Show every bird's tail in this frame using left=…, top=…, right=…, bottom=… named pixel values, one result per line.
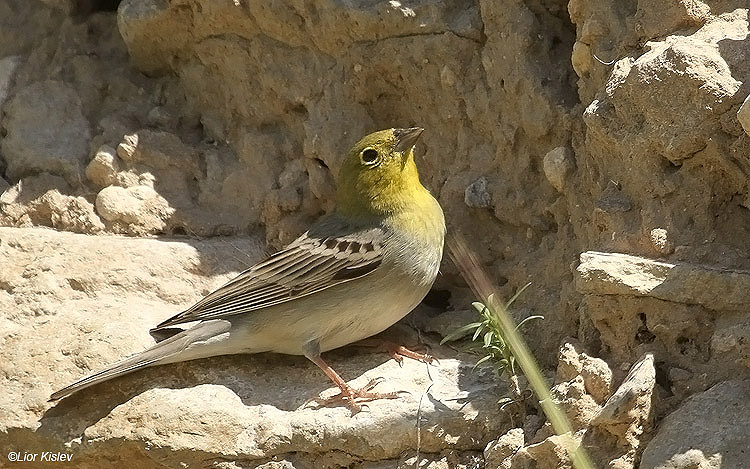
left=49, top=320, right=231, bottom=401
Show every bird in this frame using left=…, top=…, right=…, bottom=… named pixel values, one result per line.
left=50, top=127, right=446, bottom=411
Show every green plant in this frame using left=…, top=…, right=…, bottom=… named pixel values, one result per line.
left=441, top=282, right=542, bottom=379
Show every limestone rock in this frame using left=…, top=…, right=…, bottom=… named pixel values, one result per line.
left=95, top=185, right=174, bottom=234
left=464, top=177, right=492, bottom=208
left=552, top=376, right=602, bottom=430
left=0, top=55, right=21, bottom=110
left=594, top=353, right=655, bottom=447
left=1, top=80, right=91, bottom=184
left=640, top=380, right=750, bottom=469
left=556, top=341, right=612, bottom=404
left=543, top=146, right=575, bottom=193
left=484, top=428, right=524, bottom=469
left=85, top=145, right=120, bottom=188
left=576, top=251, right=750, bottom=312
left=0, top=173, right=103, bottom=233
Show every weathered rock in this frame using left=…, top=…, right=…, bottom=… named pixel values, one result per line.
left=0, top=55, right=20, bottom=110
left=0, top=173, right=103, bottom=233
left=552, top=376, right=602, bottom=430
left=95, top=184, right=174, bottom=234
left=543, top=146, right=575, bottom=193
left=640, top=380, right=750, bottom=469
left=85, top=145, right=120, bottom=188
left=594, top=354, right=655, bottom=447
left=484, top=428, right=524, bottom=469
left=510, top=433, right=578, bottom=469
left=576, top=251, right=750, bottom=312
left=556, top=341, right=612, bottom=404
left=464, top=177, right=492, bottom=208
left=1, top=80, right=91, bottom=184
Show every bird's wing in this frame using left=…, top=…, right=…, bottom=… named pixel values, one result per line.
left=153, top=223, right=384, bottom=329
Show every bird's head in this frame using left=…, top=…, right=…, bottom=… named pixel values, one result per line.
left=336, top=127, right=427, bottom=217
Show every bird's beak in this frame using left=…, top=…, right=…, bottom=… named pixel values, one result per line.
left=393, top=127, right=424, bottom=152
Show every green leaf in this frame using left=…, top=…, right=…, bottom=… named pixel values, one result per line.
left=473, top=355, right=492, bottom=370
left=440, top=322, right=483, bottom=344
left=505, top=282, right=532, bottom=309
left=484, top=330, right=494, bottom=348
left=516, top=315, right=544, bottom=330
left=471, top=301, right=486, bottom=313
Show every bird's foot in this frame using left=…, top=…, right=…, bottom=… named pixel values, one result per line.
left=383, top=343, right=437, bottom=367
left=354, top=338, right=438, bottom=366
left=306, top=377, right=406, bottom=414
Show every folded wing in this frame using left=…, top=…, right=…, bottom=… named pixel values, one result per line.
left=153, top=225, right=384, bottom=329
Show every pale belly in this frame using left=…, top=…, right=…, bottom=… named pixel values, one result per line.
left=228, top=220, right=444, bottom=356
left=229, top=268, right=432, bottom=355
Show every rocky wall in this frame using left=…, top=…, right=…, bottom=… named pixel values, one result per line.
left=1, top=0, right=748, bottom=468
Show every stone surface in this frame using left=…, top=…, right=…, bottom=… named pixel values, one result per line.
left=484, top=428, right=524, bottom=468
left=1, top=80, right=91, bottom=184
left=95, top=184, right=173, bottom=233
left=640, top=380, right=750, bottom=469
left=556, top=341, right=612, bottom=404
left=542, top=146, right=575, bottom=193
left=85, top=145, right=120, bottom=188
left=594, top=354, right=655, bottom=448
left=0, top=55, right=20, bottom=110
left=576, top=251, right=750, bottom=312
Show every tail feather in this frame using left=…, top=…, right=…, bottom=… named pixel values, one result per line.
left=50, top=320, right=231, bottom=401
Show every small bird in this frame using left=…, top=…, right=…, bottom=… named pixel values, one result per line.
left=50, top=127, right=446, bottom=410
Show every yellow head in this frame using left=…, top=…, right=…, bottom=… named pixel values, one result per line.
left=336, top=128, right=428, bottom=217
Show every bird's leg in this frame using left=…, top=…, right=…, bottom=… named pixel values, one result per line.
left=306, top=354, right=400, bottom=413
left=303, top=341, right=400, bottom=413
left=354, top=338, right=437, bottom=366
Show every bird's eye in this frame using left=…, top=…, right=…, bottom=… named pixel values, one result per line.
left=360, top=148, right=379, bottom=165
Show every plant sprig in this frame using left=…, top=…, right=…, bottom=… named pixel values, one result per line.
left=440, top=282, right=543, bottom=379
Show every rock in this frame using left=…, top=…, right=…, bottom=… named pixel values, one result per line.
left=0, top=173, right=103, bottom=233
left=583, top=16, right=742, bottom=164
left=464, top=177, right=492, bottom=208
left=0, top=81, right=91, bottom=184
left=595, top=181, right=632, bottom=213
left=85, top=145, right=120, bottom=188
left=594, top=353, right=655, bottom=447
left=576, top=251, right=750, bottom=311
left=543, top=146, right=575, bottom=193
left=95, top=185, right=174, bottom=234
left=571, top=41, right=592, bottom=77
left=640, top=380, right=750, bottom=469
left=552, top=375, right=602, bottom=430
left=0, top=227, right=511, bottom=468
left=556, top=341, right=612, bottom=404
left=484, top=428, right=524, bottom=468
left=711, top=317, right=750, bottom=369
left=649, top=228, right=674, bottom=256
left=510, top=433, right=578, bottom=469
left=0, top=55, right=21, bottom=111
left=0, top=177, right=9, bottom=195
left=739, top=94, right=750, bottom=136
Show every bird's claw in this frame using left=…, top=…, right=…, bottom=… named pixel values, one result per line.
left=385, top=343, right=438, bottom=366
left=305, top=378, right=400, bottom=415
